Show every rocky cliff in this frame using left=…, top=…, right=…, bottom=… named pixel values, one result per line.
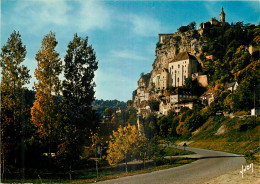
left=147, top=30, right=203, bottom=90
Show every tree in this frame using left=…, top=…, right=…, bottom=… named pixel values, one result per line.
left=184, top=111, right=205, bottom=132
left=157, top=116, right=171, bottom=138
left=104, top=107, right=113, bottom=117
left=176, top=122, right=187, bottom=136
left=90, top=129, right=103, bottom=178
left=58, top=34, right=98, bottom=168
left=142, top=113, right=158, bottom=139
left=169, top=117, right=179, bottom=137
left=107, top=124, right=143, bottom=173
left=178, top=25, right=189, bottom=33
left=0, top=31, right=30, bottom=176
left=31, top=31, right=62, bottom=161
left=188, top=21, right=196, bottom=30
left=149, top=99, right=160, bottom=112
left=230, top=46, right=251, bottom=73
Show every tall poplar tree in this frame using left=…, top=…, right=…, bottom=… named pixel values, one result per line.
left=57, top=34, right=98, bottom=167
left=0, top=31, right=30, bottom=175
left=31, top=31, right=62, bottom=158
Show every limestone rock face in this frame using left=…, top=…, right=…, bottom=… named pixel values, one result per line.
left=148, top=30, right=203, bottom=90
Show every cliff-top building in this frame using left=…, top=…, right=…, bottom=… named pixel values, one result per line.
left=198, top=7, right=226, bottom=32
left=168, top=52, right=199, bottom=87
left=220, top=7, right=226, bottom=23
left=134, top=8, right=227, bottom=116
left=153, top=51, right=199, bottom=90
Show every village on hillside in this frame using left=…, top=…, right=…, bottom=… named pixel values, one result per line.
left=1, top=2, right=259, bottom=182
left=132, top=8, right=259, bottom=118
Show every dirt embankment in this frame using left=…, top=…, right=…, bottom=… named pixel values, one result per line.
left=203, top=164, right=260, bottom=184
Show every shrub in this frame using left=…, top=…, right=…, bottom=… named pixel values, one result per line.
left=234, top=111, right=249, bottom=116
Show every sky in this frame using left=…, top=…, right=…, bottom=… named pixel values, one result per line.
left=1, top=0, right=260, bottom=102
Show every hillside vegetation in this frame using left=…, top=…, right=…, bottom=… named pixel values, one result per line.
left=186, top=116, right=259, bottom=161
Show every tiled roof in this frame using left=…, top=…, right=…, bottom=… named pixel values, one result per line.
left=226, top=81, right=237, bottom=88
left=170, top=52, right=197, bottom=63
left=157, top=68, right=162, bottom=74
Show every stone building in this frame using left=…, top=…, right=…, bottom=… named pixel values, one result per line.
left=199, top=88, right=215, bottom=106
left=170, top=91, right=197, bottom=104
left=219, top=7, right=225, bottom=23
left=226, top=81, right=239, bottom=92
left=198, top=8, right=226, bottom=35
left=134, top=73, right=151, bottom=107
left=153, top=68, right=169, bottom=90
left=168, top=52, right=199, bottom=87
left=159, top=33, right=175, bottom=44
left=171, top=102, right=194, bottom=114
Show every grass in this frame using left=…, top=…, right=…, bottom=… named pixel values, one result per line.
left=5, top=147, right=197, bottom=183
left=5, top=158, right=197, bottom=183
left=179, top=116, right=260, bottom=163
left=72, top=158, right=197, bottom=183
left=162, top=146, right=195, bottom=156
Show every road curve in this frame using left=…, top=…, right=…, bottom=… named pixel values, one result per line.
left=93, top=146, right=246, bottom=184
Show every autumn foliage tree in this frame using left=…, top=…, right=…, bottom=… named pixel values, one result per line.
left=0, top=31, right=30, bottom=176
left=31, top=31, right=62, bottom=159
left=107, top=124, right=145, bottom=173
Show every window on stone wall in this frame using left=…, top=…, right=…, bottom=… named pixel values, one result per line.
left=178, top=64, right=180, bottom=68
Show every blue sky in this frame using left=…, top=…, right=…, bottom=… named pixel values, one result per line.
left=1, top=0, right=259, bottom=102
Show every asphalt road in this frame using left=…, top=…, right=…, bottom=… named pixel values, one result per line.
left=93, top=146, right=246, bottom=184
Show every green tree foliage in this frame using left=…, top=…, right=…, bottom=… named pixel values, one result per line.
left=184, top=77, right=205, bottom=96
left=200, top=22, right=259, bottom=113
left=0, top=31, right=31, bottom=171
left=178, top=21, right=196, bottom=33
left=142, top=113, right=158, bottom=139
left=201, top=23, right=259, bottom=83
left=169, top=117, right=179, bottom=137
left=149, top=99, right=160, bottom=112
left=92, top=99, right=126, bottom=119
left=188, top=21, right=196, bottom=30
left=176, top=122, right=187, bottom=136
left=103, top=107, right=113, bottom=117
left=157, top=116, right=170, bottom=138
left=156, top=111, right=177, bottom=138
left=126, top=107, right=138, bottom=125
left=184, top=111, right=205, bottom=132
left=31, top=31, right=62, bottom=159
left=57, top=34, right=98, bottom=168
left=230, top=45, right=251, bottom=73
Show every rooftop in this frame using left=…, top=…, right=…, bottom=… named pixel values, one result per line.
left=170, top=52, right=197, bottom=63
left=226, top=81, right=237, bottom=88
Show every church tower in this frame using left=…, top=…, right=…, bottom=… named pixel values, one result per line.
left=219, top=7, right=225, bottom=23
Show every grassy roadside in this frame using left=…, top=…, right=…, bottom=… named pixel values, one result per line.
left=176, top=116, right=260, bottom=163
left=72, top=158, right=196, bottom=183
left=5, top=146, right=197, bottom=183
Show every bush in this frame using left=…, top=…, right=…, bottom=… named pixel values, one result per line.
left=234, top=111, right=249, bottom=116
left=154, top=158, right=167, bottom=166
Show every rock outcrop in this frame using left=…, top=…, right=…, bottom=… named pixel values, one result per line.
left=148, top=30, right=203, bottom=90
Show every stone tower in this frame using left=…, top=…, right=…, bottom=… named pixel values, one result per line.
left=220, top=7, right=225, bottom=23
